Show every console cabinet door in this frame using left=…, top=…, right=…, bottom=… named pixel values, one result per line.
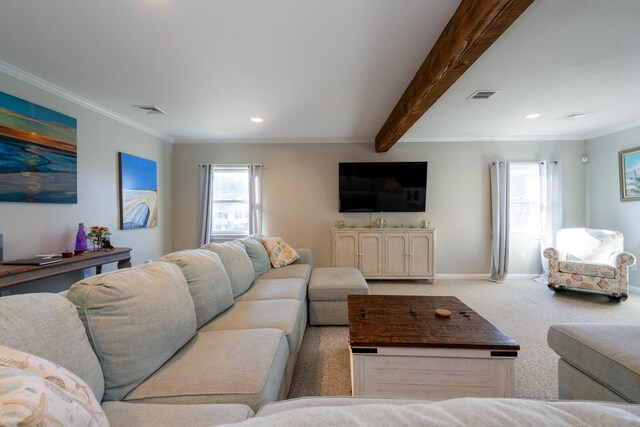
left=385, top=232, right=409, bottom=276
left=359, top=233, right=383, bottom=277
left=409, top=232, right=434, bottom=277
left=334, top=231, right=359, bottom=268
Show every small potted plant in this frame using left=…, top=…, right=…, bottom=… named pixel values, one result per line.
left=86, top=226, right=111, bottom=251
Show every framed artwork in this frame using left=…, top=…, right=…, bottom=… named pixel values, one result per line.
left=0, top=91, right=77, bottom=203
left=118, top=152, right=158, bottom=229
left=619, top=146, right=640, bottom=202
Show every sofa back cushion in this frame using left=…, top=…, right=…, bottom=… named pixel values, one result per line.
left=160, top=249, right=234, bottom=328
left=0, top=293, right=105, bottom=402
left=241, top=234, right=272, bottom=278
left=66, top=262, right=197, bottom=401
left=202, top=241, right=255, bottom=298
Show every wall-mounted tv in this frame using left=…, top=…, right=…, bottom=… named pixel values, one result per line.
left=339, top=162, right=427, bottom=212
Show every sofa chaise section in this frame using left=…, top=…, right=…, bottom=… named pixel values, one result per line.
left=548, top=323, right=640, bottom=403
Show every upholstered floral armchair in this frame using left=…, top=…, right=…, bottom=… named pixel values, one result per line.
left=543, top=228, right=636, bottom=301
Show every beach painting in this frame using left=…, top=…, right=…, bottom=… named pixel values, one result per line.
left=619, top=146, right=640, bottom=201
left=118, top=152, right=158, bottom=229
left=0, top=91, right=77, bottom=203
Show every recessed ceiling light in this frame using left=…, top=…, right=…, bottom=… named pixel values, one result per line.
left=251, top=117, right=264, bottom=123
left=525, top=113, right=542, bottom=119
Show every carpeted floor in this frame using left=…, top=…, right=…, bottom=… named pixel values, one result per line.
left=288, top=278, right=640, bottom=400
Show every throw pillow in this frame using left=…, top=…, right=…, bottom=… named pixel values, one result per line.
left=261, top=237, right=300, bottom=268
left=0, top=346, right=108, bottom=426
left=241, top=234, right=272, bottom=277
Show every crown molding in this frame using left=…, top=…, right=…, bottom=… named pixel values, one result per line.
left=0, top=60, right=174, bottom=143
left=399, top=135, right=587, bottom=143
left=174, top=137, right=374, bottom=144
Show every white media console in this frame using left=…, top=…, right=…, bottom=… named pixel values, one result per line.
left=331, top=228, right=435, bottom=282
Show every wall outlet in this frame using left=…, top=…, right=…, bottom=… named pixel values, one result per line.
left=519, top=253, right=525, bottom=262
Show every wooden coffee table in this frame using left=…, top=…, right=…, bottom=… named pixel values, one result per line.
left=348, top=295, right=520, bottom=400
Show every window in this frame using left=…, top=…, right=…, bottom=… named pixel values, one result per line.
left=510, top=163, right=541, bottom=237
left=199, top=164, right=262, bottom=243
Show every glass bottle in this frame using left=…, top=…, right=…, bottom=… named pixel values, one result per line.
left=75, top=223, right=88, bottom=253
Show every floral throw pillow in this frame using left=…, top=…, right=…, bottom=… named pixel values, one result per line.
left=261, top=237, right=300, bottom=268
left=0, top=346, right=108, bottom=427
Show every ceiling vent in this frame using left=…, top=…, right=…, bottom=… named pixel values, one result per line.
left=559, top=112, right=594, bottom=120
left=467, top=90, right=500, bottom=100
left=132, top=105, right=166, bottom=115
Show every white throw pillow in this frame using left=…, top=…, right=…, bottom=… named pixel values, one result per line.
left=261, top=237, right=300, bottom=268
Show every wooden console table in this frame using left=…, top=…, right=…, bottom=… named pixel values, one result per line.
left=0, top=247, right=132, bottom=291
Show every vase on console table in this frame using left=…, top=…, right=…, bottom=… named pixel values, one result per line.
left=74, top=223, right=88, bottom=254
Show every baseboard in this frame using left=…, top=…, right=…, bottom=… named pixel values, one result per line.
left=435, top=273, right=539, bottom=280
left=436, top=274, right=490, bottom=280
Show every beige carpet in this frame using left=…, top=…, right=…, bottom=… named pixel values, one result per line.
left=288, top=279, right=640, bottom=400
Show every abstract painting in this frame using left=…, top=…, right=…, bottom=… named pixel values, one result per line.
left=118, top=152, right=158, bottom=229
left=0, top=91, right=77, bottom=203
left=619, top=146, right=640, bottom=202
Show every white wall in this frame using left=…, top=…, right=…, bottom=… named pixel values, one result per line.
left=173, top=139, right=586, bottom=275
left=586, top=126, right=640, bottom=286
left=0, top=72, right=173, bottom=294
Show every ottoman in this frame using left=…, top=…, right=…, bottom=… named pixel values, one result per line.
left=308, top=267, right=369, bottom=326
left=547, top=323, right=640, bottom=403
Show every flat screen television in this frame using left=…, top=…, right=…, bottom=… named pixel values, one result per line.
left=339, top=162, right=427, bottom=212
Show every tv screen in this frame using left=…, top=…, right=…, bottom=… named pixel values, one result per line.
left=339, top=162, right=427, bottom=212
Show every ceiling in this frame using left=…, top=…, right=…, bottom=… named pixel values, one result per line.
left=0, top=0, right=639, bottom=144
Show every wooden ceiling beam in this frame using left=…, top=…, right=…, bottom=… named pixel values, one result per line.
left=374, top=0, right=534, bottom=152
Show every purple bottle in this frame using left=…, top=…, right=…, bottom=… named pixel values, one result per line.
left=75, top=223, right=88, bottom=253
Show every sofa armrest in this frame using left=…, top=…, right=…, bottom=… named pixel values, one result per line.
left=292, top=248, right=313, bottom=267
left=610, top=252, right=637, bottom=278
left=543, top=247, right=564, bottom=283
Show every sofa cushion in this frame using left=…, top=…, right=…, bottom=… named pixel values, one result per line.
left=123, top=329, right=289, bottom=412
left=0, top=293, right=105, bottom=401
left=261, top=237, right=300, bottom=268
left=308, top=267, right=369, bottom=301
left=159, top=249, right=234, bottom=328
left=202, top=240, right=256, bottom=297
left=200, top=299, right=303, bottom=352
left=235, top=398, right=640, bottom=426
left=241, top=234, right=272, bottom=277
left=548, top=323, right=640, bottom=403
left=0, top=367, right=109, bottom=427
left=259, top=263, right=311, bottom=283
left=67, top=262, right=197, bottom=401
left=102, top=401, right=254, bottom=427
left=235, top=278, right=307, bottom=303
left=558, top=260, right=616, bottom=279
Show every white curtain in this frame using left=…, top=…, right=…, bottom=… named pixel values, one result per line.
left=490, top=160, right=510, bottom=283
left=198, top=164, right=214, bottom=245
left=536, top=161, right=563, bottom=283
left=248, top=164, right=263, bottom=235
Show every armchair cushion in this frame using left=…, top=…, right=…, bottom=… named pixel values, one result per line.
left=558, top=261, right=615, bottom=279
